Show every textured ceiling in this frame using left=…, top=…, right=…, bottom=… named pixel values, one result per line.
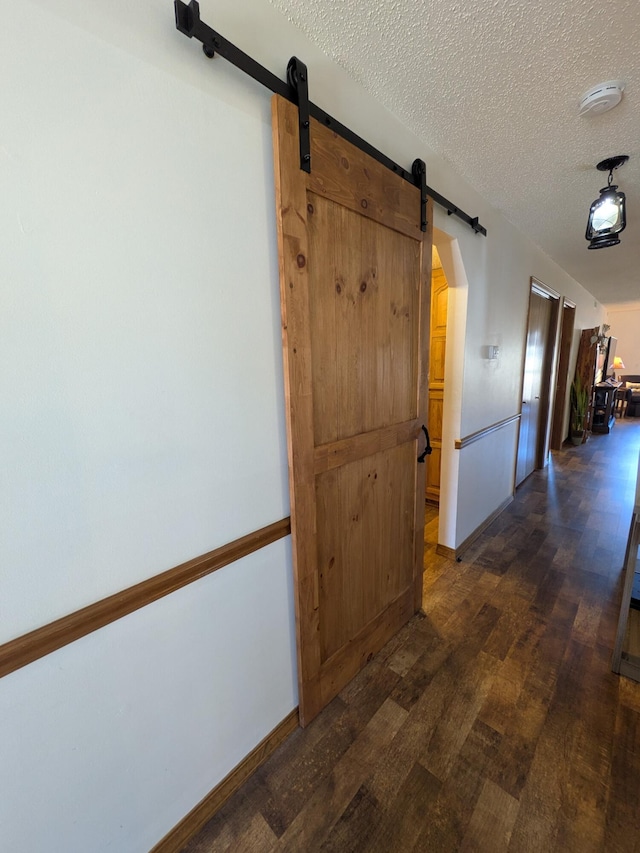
left=269, top=0, right=640, bottom=305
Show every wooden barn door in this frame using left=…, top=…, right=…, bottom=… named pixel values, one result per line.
left=272, top=95, right=433, bottom=725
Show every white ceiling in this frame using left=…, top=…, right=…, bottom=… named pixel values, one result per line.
left=269, top=0, right=640, bottom=306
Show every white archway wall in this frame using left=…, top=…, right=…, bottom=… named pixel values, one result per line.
left=431, top=229, right=466, bottom=551
left=430, top=204, right=605, bottom=551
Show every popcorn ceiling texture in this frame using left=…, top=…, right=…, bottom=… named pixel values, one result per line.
left=268, top=0, right=640, bottom=304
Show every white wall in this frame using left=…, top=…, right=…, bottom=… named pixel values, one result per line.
left=433, top=198, right=604, bottom=548
left=1, top=0, right=606, bottom=850
left=456, top=422, right=520, bottom=544
left=1, top=0, right=292, bottom=641
left=605, top=301, right=640, bottom=375
left=2, top=2, right=298, bottom=850
left=0, top=543, right=296, bottom=852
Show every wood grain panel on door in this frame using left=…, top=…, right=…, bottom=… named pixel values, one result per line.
left=272, top=95, right=432, bottom=725
left=426, top=390, right=443, bottom=498
left=308, top=194, right=419, bottom=445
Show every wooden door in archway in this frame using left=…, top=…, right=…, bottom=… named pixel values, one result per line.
left=550, top=301, right=576, bottom=449
left=426, top=263, right=448, bottom=504
left=516, top=285, right=558, bottom=486
left=272, top=95, right=433, bottom=725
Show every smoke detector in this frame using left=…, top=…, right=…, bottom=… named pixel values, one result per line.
left=579, top=81, right=625, bottom=116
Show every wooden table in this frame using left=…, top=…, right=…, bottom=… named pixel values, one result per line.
left=615, top=386, right=630, bottom=418
left=592, top=381, right=622, bottom=433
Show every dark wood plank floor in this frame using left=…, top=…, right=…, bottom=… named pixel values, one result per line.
left=183, top=420, right=640, bottom=852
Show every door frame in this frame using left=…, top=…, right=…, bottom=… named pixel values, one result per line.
left=550, top=298, right=576, bottom=450
left=516, top=278, right=561, bottom=486
left=425, top=252, right=448, bottom=505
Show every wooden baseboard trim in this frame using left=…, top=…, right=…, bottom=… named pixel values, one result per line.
left=619, top=658, right=640, bottom=683
left=435, top=543, right=456, bottom=560
left=150, top=707, right=300, bottom=853
left=435, top=496, right=513, bottom=562
left=0, top=517, right=291, bottom=680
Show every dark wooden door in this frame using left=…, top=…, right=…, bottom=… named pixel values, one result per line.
left=550, top=302, right=576, bottom=450
left=272, top=95, right=432, bottom=725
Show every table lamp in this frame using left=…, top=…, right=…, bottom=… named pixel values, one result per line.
left=612, top=356, right=625, bottom=380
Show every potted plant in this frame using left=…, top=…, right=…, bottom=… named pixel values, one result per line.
left=570, top=376, right=589, bottom=445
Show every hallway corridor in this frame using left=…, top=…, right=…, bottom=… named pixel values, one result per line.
left=183, top=420, right=640, bottom=852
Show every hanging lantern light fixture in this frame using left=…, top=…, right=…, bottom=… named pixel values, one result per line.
left=585, top=155, right=629, bottom=249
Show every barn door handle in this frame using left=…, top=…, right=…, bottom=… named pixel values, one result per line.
left=412, top=159, right=428, bottom=232
left=418, top=425, right=432, bottom=463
